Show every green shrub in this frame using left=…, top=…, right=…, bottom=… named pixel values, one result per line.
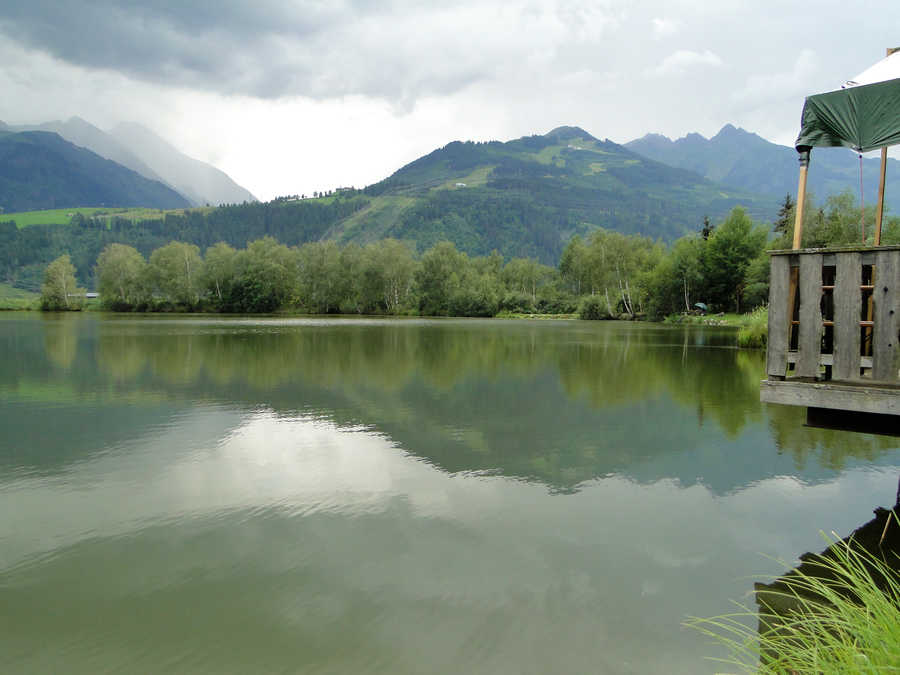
left=577, top=295, right=609, bottom=320
left=737, top=305, right=768, bottom=349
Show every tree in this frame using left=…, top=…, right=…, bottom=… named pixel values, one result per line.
left=202, top=242, right=237, bottom=307
left=95, top=243, right=149, bottom=310
left=296, top=241, right=344, bottom=313
left=417, top=241, right=466, bottom=315
left=148, top=241, right=203, bottom=308
left=773, top=193, right=794, bottom=235
left=41, top=254, right=84, bottom=310
left=559, top=235, right=590, bottom=296
left=702, top=207, right=768, bottom=312
left=359, top=239, right=418, bottom=314
left=222, top=237, right=295, bottom=313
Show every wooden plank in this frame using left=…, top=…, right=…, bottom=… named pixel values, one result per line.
left=788, top=353, right=872, bottom=368
left=872, top=250, right=899, bottom=382
left=833, top=252, right=862, bottom=381
left=760, top=380, right=900, bottom=416
left=767, top=255, right=791, bottom=378
left=796, top=254, right=823, bottom=378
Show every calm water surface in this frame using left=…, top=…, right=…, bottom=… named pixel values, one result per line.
left=1, top=314, right=898, bottom=674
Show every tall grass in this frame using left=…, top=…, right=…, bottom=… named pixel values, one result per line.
left=737, top=305, right=768, bottom=349
left=689, top=524, right=900, bottom=673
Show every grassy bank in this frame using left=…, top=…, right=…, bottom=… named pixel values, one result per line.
left=690, top=525, right=900, bottom=673
left=665, top=306, right=768, bottom=349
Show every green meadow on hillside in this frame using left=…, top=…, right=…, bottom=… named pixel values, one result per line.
left=4, top=206, right=214, bottom=228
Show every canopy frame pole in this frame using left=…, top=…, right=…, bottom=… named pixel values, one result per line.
left=875, top=146, right=887, bottom=246
left=793, top=150, right=810, bottom=250
left=784, top=149, right=811, bottom=364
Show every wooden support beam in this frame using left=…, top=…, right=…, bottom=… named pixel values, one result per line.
left=872, top=250, right=900, bottom=382
left=767, top=255, right=791, bottom=379
left=797, top=254, right=823, bottom=378
left=833, top=252, right=862, bottom=380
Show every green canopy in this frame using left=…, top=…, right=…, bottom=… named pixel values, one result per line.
left=795, top=77, right=900, bottom=153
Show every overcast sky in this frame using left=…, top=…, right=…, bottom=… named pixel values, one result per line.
left=0, top=1, right=898, bottom=200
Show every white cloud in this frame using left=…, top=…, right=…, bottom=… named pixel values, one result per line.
left=648, top=49, right=724, bottom=77
left=2, top=1, right=900, bottom=198
left=732, top=49, right=817, bottom=105
left=651, top=17, right=679, bottom=38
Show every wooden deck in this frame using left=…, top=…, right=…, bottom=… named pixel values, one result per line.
left=761, top=245, right=900, bottom=418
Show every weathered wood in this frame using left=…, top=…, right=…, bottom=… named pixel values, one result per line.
left=796, top=254, right=823, bottom=378
left=769, top=245, right=900, bottom=257
left=872, top=250, right=899, bottom=382
left=763, top=247, right=899, bottom=416
left=767, top=255, right=791, bottom=378
left=787, top=353, right=873, bottom=368
left=833, top=252, right=862, bottom=381
left=761, top=379, right=900, bottom=416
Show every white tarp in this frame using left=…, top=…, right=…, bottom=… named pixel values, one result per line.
left=843, top=50, right=900, bottom=88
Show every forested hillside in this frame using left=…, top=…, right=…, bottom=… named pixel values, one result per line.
left=338, top=126, right=778, bottom=259
left=0, top=131, right=190, bottom=213
left=2, top=126, right=781, bottom=290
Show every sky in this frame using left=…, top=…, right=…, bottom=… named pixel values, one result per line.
left=0, top=0, right=898, bottom=201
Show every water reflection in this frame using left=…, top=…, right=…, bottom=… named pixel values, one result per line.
left=754, top=495, right=900, bottom=670
left=1, top=315, right=897, bottom=491
left=1, top=315, right=899, bottom=674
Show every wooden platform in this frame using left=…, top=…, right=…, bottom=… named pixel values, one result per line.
left=762, top=245, right=899, bottom=422
left=761, top=378, right=900, bottom=415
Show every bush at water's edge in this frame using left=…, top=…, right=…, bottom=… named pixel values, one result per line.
left=736, top=305, right=767, bottom=349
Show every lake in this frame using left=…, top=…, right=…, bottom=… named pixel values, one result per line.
left=1, top=314, right=898, bottom=674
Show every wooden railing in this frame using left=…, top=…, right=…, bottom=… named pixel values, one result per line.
left=766, top=246, right=900, bottom=385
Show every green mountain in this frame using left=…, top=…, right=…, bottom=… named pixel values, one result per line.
left=626, top=124, right=900, bottom=208
left=327, top=126, right=777, bottom=262
left=0, top=131, right=190, bottom=212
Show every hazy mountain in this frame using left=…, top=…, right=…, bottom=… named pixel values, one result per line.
left=10, top=117, right=165, bottom=185
left=0, top=131, right=190, bottom=212
left=6, top=117, right=256, bottom=207
left=626, top=124, right=900, bottom=208
left=109, top=122, right=257, bottom=206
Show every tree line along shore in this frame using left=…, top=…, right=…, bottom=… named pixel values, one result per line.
left=37, top=192, right=899, bottom=323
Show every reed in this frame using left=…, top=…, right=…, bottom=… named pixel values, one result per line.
left=689, top=523, right=900, bottom=674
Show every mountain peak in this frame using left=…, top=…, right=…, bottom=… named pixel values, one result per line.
left=637, top=132, right=672, bottom=142
left=711, top=123, right=747, bottom=140
left=544, top=126, right=596, bottom=142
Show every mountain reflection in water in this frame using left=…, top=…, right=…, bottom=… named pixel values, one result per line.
left=1, top=315, right=898, bottom=675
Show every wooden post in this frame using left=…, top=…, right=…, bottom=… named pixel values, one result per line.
left=793, top=150, right=810, bottom=249
left=873, top=47, right=898, bottom=246
left=785, top=149, right=811, bottom=364
left=875, top=146, right=887, bottom=246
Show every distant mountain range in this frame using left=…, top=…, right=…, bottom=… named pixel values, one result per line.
left=0, top=130, right=190, bottom=212
left=320, top=125, right=778, bottom=261
left=0, top=117, right=256, bottom=207
left=1, top=126, right=782, bottom=282
left=626, top=124, right=900, bottom=209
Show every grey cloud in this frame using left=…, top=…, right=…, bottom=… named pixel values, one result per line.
left=0, top=0, right=558, bottom=101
